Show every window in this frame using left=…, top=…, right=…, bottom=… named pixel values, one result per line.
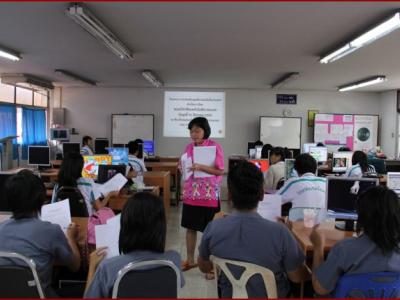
left=34, top=91, right=48, bottom=107
left=16, top=87, right=33, bottom=105
left=0, top=83, right=14, bottom=103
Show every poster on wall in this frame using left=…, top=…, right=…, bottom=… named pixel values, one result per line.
left=163, top=91, right=225, bottom=138
left=353, top=115, right=378, bottom=151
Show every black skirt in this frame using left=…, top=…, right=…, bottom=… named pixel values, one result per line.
left=181, top=202, right=221, bottom=232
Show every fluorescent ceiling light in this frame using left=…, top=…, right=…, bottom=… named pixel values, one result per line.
left=66, top=3, right=133, bottom=60
left=0, top=46, right=21, bottom=61
left=270, top=72, right=300, bottom=89
left=142, top=70, right=163, bottom=88
left=320, top=12, right=400, bottom=64
left=55, top=69, right=96, bottom=86
left=338, top=76, right=386, bottom=92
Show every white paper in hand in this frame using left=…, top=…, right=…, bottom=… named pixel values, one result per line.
left=41, top=199, right=72, bottom=232
left=180, top=153, right=193, bottom=181
left=193, top=146, right=216, bottom=178
left=95, top=215, right=120, bottom=259
left=98, top=173, right=127, bottom=196
left=257, top=194, right=282, bottom=222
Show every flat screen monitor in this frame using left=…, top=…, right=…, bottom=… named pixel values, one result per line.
left=143, top=140, right=155, bottom=156
left=28, top=146, right=50, bottom=167
left=107, top=147, right=129, bottom=165
left=0, top=173, right=13, bottom=211
left=308, top=146, right=328, bottom=163
left=326, top=177, right=378, bottom=220
left=62, top=142, right=80, bottom=158
left=97, top=165, right=127, bottom=184
left=50, top=128, right=69, bottom=141
left=303, top=143, right=316, bottom=154
left=94, top=139, right=109, bottom=155
left=249, top=159, right=270, bottom=173
left=387, top=172, right=400, bottom=192
left=332, top=152, right=353, bottom=173
left=82, top=155, right=112, bottom=179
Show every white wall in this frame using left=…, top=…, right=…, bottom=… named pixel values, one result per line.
left=379, top=90, right=397, bottom=158
left=58, top=87, right=383, bottom=163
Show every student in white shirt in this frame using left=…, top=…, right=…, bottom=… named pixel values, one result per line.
left=277, top=153, right=326, bottom=208
left=81, top=135, right=94, bottom=156
left=264, top=147, right=285, bottom=190
left=127, top=140, right=147, bottom=174
left=344, top=150, right=376, bottom=178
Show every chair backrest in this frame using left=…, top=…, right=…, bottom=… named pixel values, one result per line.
left=210, top=255, right=277, bottom=298
left=288, top=207, right=325, bottom=223
left=0, top=251, right=45, bottom=298
left=112, top=259, right=181, bottom=298
left=367, top=158, right=386, bottom=174
left=334, top=272, right=400, bottom=298
left=56, top=186, right=88, bottom=217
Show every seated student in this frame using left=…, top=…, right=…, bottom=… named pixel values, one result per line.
left=84, top=192, right=184, bottom=298
left=344, top=150, right=376, bottom=178
left=0, top=170, right=80, bottom=296
left=81, top=135, right=94, bottom=156
left=127, top=140, right=147, bottom=174
left=133, top=138, right=149, bottom=158
left=277, top=154, right=326, bottom=208
left=198, top=161, right=310, bottom=298
left=264, top=146, right=285, bottom=190
left=310, top=186, right=400, bottom=296
left=56, top=153, right=118, bottom=216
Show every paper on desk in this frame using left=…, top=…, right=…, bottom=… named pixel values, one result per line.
left=193, top=146, right=216, bottom=178
left=257, top=194, right=282, bottom=222
left=95, top=215, right=121, bottom=259
left=180, top=153, right=193, bottom=181
left=41, top=199, right=71, bottom=232
left=98, top=173, right=128, bottom=196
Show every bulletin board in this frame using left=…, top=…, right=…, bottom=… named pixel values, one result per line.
left=313, top=113, right=379, bottom=151
left=111, top=114, right=154, bottom=145
left=259, top=116, right=301, bottom=149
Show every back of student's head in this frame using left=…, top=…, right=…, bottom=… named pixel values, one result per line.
left=316, top=142, right=325, bottom=147
left=356, top=186, right=400, bottom=254
left=228, top=161, right=263, bottom=211
left=294, top=154, right=317, bottom=176
left=127, top=140, right=140, bottom=155
left=5, top=170, right=46, bottom=219
left=261, top=144, right=273, bottom=159
left=352, top=150, right=368, bottom=172
left=82, top=135, right=92, bottom=146
left=270, top=147, right=285, bottom=162
left=58, top=152, right=84, bottom=187
left=119, top=192, right=166, bottom=254
left=338, top=146, right=351, bottom=152
left=254, top=140, right=263, bottom=147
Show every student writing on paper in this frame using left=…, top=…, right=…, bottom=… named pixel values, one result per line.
left=0, top=170, right=80, bottom=297
left=55, top=153, right=118, bottom=216
left=180, top=117, right=224, bottom=275
left=84, top=192, right=184, bottom=298
left=198, top=161, right=310, bottom=297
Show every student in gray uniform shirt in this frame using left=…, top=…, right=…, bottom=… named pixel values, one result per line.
left=84, top=192, right=184, bottom=298
left=310, top=186, right=400, bottom=296
left=198, top=161, right=310, bottom=298
left=0, top=170, right=81, bottom=296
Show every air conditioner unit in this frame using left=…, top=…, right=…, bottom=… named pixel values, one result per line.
left=1, top=73, right=54, bottom=90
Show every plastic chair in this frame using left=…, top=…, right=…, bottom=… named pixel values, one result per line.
left=112, top=259, right=181, bottom=298
left=55, top=186, right=88, bottom=217
left=334, top=272, right=400, bottom=298
left=0, top=251, right=45, bottom=298
left=210, top=255, right=277, bottom=298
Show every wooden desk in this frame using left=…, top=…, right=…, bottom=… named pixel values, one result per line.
left=39, top=168, right=59, bottom=182
left=291, top=221, right=354, bottom=254
left=108, top=187, right=160, bottom=211
left=143, top=171, right=170, bottom=216
left=158, top=157, right=180, bottom=163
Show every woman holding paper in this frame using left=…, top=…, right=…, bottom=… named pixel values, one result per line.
left=180, top=117, right=224, bottom=274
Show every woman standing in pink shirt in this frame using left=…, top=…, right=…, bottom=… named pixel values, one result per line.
left=181, top=117, right=224, bottom=272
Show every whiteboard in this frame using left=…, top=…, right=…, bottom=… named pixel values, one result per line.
left=112, top=114, right=154, bottom=144
left=259, top=117, right=301, bottom=149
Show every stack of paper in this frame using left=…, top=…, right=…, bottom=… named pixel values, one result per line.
left=95, top=214, right=121, bottom=258
left=257, top=194, right=282, bottom=222
left=41, top=199, right=72, bottom=232
left=193, top=146, right=216, bottom=178
left=98, top=173, right=128, bottom=196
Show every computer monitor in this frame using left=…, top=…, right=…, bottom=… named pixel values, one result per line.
left=303, top=143, right=317, bottom=153
left=94, top=139, right=109, bottom=155
left=308, top=146, right=328, bottom=163
left=97, top=165, right=127, bottom=184
left=332, top=152, right=353, bottom=173
left=284, top=159, right=296, bottom=180
left=249, top=159, right=270, bottom=173
left=28, top=146, right=50, bottom=167
left=62, top=142, right=80, bottom=158
left=0, top=173, right=13, bottom=211
left=107, top=147, right=129, bottom=165
left=326, top=177, right=378, bottom=230
left=82, top=155, right=112, bottom=179
left=50, top=128, right=69, bottom=141
left=143, top=140, right=155, bottom=156
left=387, top=172, right=400, bottom=193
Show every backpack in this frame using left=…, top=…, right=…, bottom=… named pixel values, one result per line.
left=87, top=207, right=115, bottom=245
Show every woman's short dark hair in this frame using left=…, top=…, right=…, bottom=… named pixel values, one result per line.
left=270, top=147, right=285, bottom=162
left=82, top=135, right=92, bottom=146
left=228, top=161, right=264, bottom=210
left=261, top=144, right=273, bottom=159
left=119, top=192, right=166, bottom=254
left=58, top=152, right=84, bottom=187
left=352, top=150, right=369, bottom=172
left=188, top=117, right=211, bottom=139
left=5, top=170, right=46, bottom=219
left=294, top=153, right=317, bottom=175
left=356, top=186, right=400, bottom=254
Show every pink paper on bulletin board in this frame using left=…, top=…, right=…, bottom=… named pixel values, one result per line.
left=314, top=114, right=354, bottom=149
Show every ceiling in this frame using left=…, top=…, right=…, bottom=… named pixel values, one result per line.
left=0, top=2, right=400, bottom=92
